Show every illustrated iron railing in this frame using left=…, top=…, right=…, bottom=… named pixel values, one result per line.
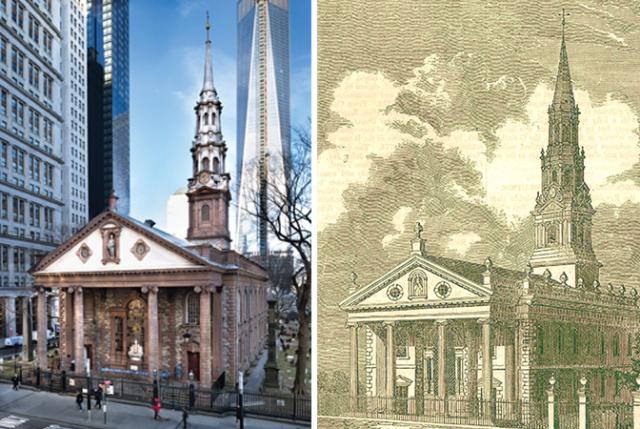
left=0, top=363, right=310, bottom=422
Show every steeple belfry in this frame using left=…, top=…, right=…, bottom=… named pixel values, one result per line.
left=186, top=13, right=232, bottom=250
left=529, top=11, right=600, bottom=288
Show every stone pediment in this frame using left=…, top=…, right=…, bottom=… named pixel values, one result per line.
left=340, top=255, right=492, bottom=311
left=32, top=211, right=217, bottom=275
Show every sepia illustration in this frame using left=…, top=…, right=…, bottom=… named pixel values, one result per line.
left=317, top=2, right=640, bottom=428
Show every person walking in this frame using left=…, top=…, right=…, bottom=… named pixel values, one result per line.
left=11, top=374, right=19, bottom=391
left=69, top=358, right=76, bottom=373
left=152, top=396, right=161, bottom=420
left=94, top=386, right=103, bottom=409
left=76, top=390, right=83, bottom=411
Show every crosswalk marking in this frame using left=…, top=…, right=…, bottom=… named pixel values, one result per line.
left=43, top=425, right=72, bottom=429
left=0, top=415, right=28, bottom=428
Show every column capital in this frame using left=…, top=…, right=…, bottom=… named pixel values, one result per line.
left=382, top=320, right=396, bottom=328
left=346, top=321, right=360, bottom=329
left=74, top=286, right=83, bottom=295
left=36, top=286, right=46, bottom=294
left=141, top=286, right=159, bottom=294
left=435, top=319, right=450, bottom=326
left=477, top=318, right=492, bottom=325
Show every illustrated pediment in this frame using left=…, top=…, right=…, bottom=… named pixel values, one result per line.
left=340, top=255, right=492, bottom=310
left=32, top=212, right=213, bottom=275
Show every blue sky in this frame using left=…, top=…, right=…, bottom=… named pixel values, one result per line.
left=129, top=0, right=311, bottom=228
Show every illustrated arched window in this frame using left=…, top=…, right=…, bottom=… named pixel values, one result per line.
left=551, top=170, right=558, bottom=184
left=537, top=326, right=545, bottom=357
left=546, top=223, right=557, bottom=245
left=571, top=328, right=578, bottom=355
left=408, top=270, right=427, bottom=298
left=203, top=112, right=209, bottom=125
left=563, top=167, right=572, bottom=187
left=613, top=334, right=620, bottom=357
left=600, top=332, right=606, bottom=356
left=212, top=157, right=220, bottom=174
left=201, top=204, right=210, bottom=222
left=202, top=157, right=210, bottom=171
left=186, top=292, right=200, bottom=325
left=571, top=223, right=577, bottom=244
left=556, top=327, right=563, bottom=354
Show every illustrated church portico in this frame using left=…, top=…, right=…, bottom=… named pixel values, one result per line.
left=340, top=19, right=640, bottom=424
left=29, top=20, right=269, bottom=388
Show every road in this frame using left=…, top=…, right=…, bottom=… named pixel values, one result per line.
left=0, top=383, right=309, bottom=429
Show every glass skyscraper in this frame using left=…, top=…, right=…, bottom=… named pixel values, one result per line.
left=236, top=0, right=290, bottom=257
left=87, top=0, right=129, bottom=218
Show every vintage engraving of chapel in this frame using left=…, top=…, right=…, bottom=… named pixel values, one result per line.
left=318, top=2, right=640, bottom=428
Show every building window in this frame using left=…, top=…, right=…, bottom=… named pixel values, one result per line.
left=613, top=334, right=620, bottom=357
left=0, top=37, right=6, bottom=64
left=454, top=350, right=464, bottom=396
left=537, top=326, right=544, bottom=357
left=571, top=328, right=578, bottom=355
left=0, top=88, right=6, bottom=117
left=556, top=327, right=563, bottom=355
left=114, top=316, right=123, bottom=352
left=185, top=292, right=200, bottom=325
left=201, top=204, right=210, bottom=222
left=212, top=157, right=220, bottom=173
left=201, top=157, right=209, bottom=171
left=600, top=332, right=606, bottom=357
left=546, top=223, right=557, bottom=245
left=628, top=333, right=633, bottom=357
left=424, top=351, right=435, bottom=395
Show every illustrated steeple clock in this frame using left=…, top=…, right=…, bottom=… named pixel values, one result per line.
left=186, top=14, right=232, bottom=250
left=529, top=10, right=601, bottom=287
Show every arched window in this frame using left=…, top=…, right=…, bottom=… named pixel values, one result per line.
left=563, top=168, right=572, bottom=187
left=201, top=204, right=210, bottom=222
left=185, top=293, right=200, bottom=325
left=408, top=270, right=427, bottom=298
left=203, top=113, right=209, bottom=126
left=537, top=326, right=545, bottom=357
left=212, top=157, right=220, bottom=174
left=551, top=170, right=558, bottom=184
left=571, top=328, right=578, bottom=355
left=613, top=334, right=620, bottom=357
left=201, top=157, right=210, bottom=171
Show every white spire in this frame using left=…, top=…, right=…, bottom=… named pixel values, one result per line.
left=202, top=12, right=215, bottom=95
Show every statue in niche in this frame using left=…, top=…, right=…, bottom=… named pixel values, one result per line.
left=107, top=233, right=116, bottom=258
left=413, top=275, right=425, bottom=296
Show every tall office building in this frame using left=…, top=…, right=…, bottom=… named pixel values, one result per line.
left=0, top=0, right=88, bottom=337
left=236, top=0, right=290, bottom=258
left=86, top=0, right=129, bottom=218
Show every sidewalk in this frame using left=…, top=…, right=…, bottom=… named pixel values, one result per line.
left=0, top=383, right=308, bottom=429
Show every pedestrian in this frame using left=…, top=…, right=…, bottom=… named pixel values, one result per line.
left=69, top=358, right=76, bottom=373
left=152, top=396, right=161, bottom=420
left=11, top=373, right=19, bottom=391
left=76, top=390, right=83, bottom=411
left=94, top=386, right=103, bottom=409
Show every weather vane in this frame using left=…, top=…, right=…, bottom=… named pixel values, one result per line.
left=560, top=8, right=569, bottom=39
left=205, top=11, right=211, bottom=41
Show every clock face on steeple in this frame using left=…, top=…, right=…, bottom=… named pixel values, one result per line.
left=198, top=171, right=211, bottom=185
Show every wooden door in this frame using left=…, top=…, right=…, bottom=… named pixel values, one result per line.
left=187, top=351, right=200, bottom=381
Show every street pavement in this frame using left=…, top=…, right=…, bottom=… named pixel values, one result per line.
left=0, top=383, right=308, bottom=429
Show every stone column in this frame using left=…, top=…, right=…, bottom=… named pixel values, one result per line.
left=212, top=287, right=223, bottom=376
left=4, top=297, right=16, bottom=337
left=143, top=286, right=160, bottom=378
left=577, top=377, right=587, bottom=429
left=467, top=323, right=479, bottom=411
left=73, top=287, right=85, bottom=374
left=198, top=285, right=213, bottom=387
left=436, top=319, right=448, bottom=399
left=632, top=380, right=640, bottom=429
left=348, top=322, right=359, bottom=403
left=36, top=287, right=47, bottom=369
left=21, top=295, right=33, bottom=362
left=480, top=318, right=493, bottom=419
left=384, top=321, right=395, bottom=399
left=504, top=329, right=515, bottom=402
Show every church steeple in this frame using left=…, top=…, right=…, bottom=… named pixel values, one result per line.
left=552, top=9, right=575, bottom=111
left=529, top=11, right=600, bottom=288
left=186, top=13, right=231, bottom=250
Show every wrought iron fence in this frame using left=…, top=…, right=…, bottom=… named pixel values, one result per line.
left=589, top=402, right=633, bottom=429
left=0, top=363, right=310, bottom=422
left=320, top=394, right=548, bottom=428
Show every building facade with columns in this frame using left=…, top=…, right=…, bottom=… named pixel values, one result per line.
left=340, top=29, right=640, bottom=419
left=28, top=22, right=269, bottom=387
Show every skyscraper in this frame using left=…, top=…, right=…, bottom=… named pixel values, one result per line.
left=0, top=0, right=88, bottom=337
left=236, top=0, right=290, bottom=258
left=86, top=0, right=129, bottom=218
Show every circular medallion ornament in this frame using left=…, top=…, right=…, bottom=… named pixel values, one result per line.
left=548, top=187, right=557, bottom=199
left=198, top=171, right=210, bottom=184
left=387, top=284, right=403, bottom=301
left=135, top=243, right=146, bottom=256
left=434, top=281, right=452, bottom=299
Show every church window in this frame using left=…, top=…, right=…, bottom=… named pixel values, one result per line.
left=212, top=157, right=220, bottom=174
left=600, top=332, right=606, bottom=357
left=546, top=224, right=557, bottom=245
left=186, top=292, right=200, bottom=325
left=628, top=333, right=633, bottom=357
left=563, top=168, right=572, bottom=187
left=613, top=334, right=620, bottom=357
left=424, top=351, right=435, bottom=395
left=571, top=223, right=577, bottom=244
left=599, top=373, right=606, bottom=398
left=552, top=170, right=558, bottom=184
left=571, top=328, right=578, bottom=355
left=537, top=326, right=545, bottom=357
left=203, top=112, right=209, bottom=125
left=201, top=157, right=210, bottom=171
left=126, top=299, right=145, bottom=351
left=201, top=204, right=210, bottom=222
left=556, top=327, right=564, bottom=354
left=454, top=349, right=464, bottom=396
left=408, top=270, right=427, bottom=298
left=114, top=316, right=123, bottom=352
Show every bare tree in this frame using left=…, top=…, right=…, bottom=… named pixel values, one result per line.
left=243, top=121, right=311, bottom=395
